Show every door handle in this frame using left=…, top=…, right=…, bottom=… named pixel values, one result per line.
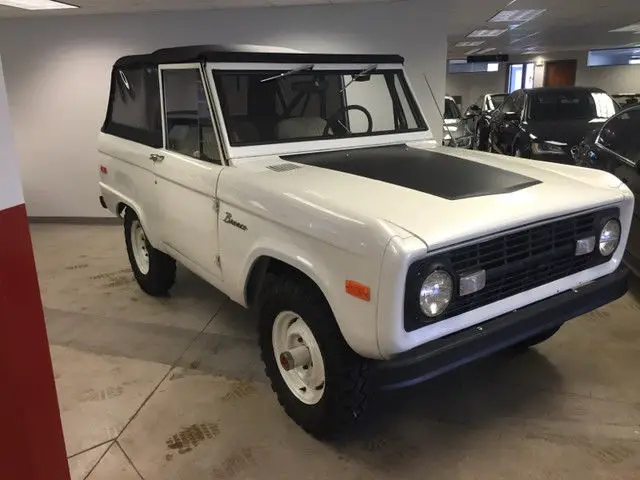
left=150, top=153, right=165, bottom=162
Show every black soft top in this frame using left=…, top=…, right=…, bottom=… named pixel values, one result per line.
left=114, top=44, right=405, bottom=68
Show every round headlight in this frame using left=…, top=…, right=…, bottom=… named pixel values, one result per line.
left=419, top=270, right=453, bottom=317
left=599, top=219, right=621, bottom=256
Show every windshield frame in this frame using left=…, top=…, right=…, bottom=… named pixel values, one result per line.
left=205, top=62, right=430, bottom=160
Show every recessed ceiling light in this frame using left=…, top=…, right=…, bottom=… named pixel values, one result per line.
left=610, top=22, right=640, bottom=33
left=466, top=48, right=482, bottom=55
left=0, top=0, right=76, bottom=9
left=477, top=47, right=497, bottom=54
left=467, top=29, right=508, bottom=38
left=490, top=9, right=546, bottom=23
left=455, top=41, right=485, bottom=47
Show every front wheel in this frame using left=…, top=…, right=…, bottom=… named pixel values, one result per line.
left=258, top=274, right=371, bottom=439
left=124, top=209, right=176, bottom=297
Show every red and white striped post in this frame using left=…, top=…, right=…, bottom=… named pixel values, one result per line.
left=0, top=56, right=70, bottom=479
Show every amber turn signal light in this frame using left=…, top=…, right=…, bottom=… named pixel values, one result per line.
left=345, top=280, right=371, bottom=301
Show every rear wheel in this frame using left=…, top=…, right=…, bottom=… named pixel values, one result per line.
left=258, top=273, right=371, bottom=439
left=124, top=209, right=176, bottom=297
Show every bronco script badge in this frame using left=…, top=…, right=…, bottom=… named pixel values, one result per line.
left=223, top=212, right=248, bottom=231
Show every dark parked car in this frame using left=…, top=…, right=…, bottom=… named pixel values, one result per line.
left=573, top=105, right=640, bottom=275
left=464, top=93, right=507, bottom=150
left=442, top=96, right=473, bottom=149
left=488, top=87, right=619, bottom=163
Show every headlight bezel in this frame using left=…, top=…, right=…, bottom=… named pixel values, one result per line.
left=419, top=270, right=454, bottom=317
left=598, top=218, right=621, bottom=256
left=405, top=260, right=459, bottom=327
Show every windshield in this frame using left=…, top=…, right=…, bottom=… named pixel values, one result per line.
left=528, top=90, right=618, bottom=122
left=487, top=94, right=506, bottom=110
left=444, top=98, right=461, bottom=119
left=213, top=68, right=426, bottom=146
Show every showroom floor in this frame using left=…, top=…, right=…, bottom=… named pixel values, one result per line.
left=32, top=223, right=640, bottom=480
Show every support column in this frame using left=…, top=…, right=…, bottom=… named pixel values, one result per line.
left=0, top=56, right=70, bottom=479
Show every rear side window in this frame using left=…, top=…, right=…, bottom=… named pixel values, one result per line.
left=599, top=109, right=640, bottom=165
left=102, top=67, right=162, bottom=147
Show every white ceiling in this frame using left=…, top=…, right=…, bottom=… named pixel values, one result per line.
left=0, top=0, right=397, bottom=17
left=1, top=0, right=639, bottom=56
left=447, top=0, right=640, bottom=56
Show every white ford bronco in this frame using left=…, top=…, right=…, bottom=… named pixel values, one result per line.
left=98, top=45, right=633, bottom=437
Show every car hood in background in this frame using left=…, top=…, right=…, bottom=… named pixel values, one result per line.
left=526, top=118, right=608, bottom=147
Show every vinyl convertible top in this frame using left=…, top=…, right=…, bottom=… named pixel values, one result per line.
left=113, top=44, right=405, bottom=68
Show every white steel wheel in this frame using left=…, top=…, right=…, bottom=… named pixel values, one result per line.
left=130, top=220, right=150, bottom=275
left=272, top=311, right=326, bottom=405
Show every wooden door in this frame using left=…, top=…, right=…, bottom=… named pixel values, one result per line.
left=543, top=60, right=577, bottom=87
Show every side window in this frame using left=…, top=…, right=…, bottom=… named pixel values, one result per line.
left=103, top=67, right=162, bottom=147
left=162, top=68, right=220, bottom=163
left=514, top=92, right=525, bottom=112
left=599, top=109, right=640, bottom=164
left=502, top=94, right=517, bottom=113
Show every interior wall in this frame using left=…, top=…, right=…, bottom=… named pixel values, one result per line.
left=0, top=1, right=447, bottom=218
left=447, top=51, right=640, bottom=109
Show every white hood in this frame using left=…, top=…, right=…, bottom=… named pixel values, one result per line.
left=229, top=143, right=627, bottom=252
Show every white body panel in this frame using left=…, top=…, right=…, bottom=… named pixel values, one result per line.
left=98, top=59, right=635, bottom=360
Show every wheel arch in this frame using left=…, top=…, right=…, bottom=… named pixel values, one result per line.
left=244, top=253, right=333, bottom=313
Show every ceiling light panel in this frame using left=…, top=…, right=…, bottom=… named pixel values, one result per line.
left=467, top=29, right=508, bottom=38
left=455, top=41, right=485, bottom=47
left=477, top=47, right=497, bottom=54
left=0, top=0, right=76, bottom=9
left=490, top=9, right=546, bottom=23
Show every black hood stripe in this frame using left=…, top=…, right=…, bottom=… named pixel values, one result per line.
left=282, top=145, right=541, bottom=200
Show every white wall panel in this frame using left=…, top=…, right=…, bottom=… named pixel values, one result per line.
left=0, top=1, right=447, bottom=217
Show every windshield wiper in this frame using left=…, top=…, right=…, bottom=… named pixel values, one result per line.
left=340, top=64, right=378, bottom=93
left=260, top=64, right=315, bottom=83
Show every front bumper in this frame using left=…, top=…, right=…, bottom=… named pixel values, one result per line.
left=372, top=266, right=629, bottom=389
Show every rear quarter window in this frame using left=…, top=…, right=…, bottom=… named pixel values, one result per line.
left=102, top=66, right=162, bottom=147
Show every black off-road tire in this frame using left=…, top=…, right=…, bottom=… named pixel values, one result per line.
left=258, top=273, right=372, bottom=439
left=513, top=327, right=561, bottom=351
left=124, top=209, right=176, bottom=297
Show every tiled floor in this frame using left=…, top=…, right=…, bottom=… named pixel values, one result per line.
left=31, top=223, right=640, bottom=479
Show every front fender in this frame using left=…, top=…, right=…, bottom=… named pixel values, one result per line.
left=218, top=202, right=389, bottom=359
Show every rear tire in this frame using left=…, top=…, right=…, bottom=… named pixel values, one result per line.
left=258, top=273, right=371, bottom=439
left=124, top=209, right=176, bottom=297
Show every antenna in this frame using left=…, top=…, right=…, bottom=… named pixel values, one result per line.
left=422, top=73, right=458, bottom=148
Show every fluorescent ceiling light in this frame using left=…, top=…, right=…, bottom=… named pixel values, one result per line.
left=0, top=0, right=76, bottom=9
left=610, top=22, right=640, bottom=33
left=477, top=47, right=497, bottom=54
left=466, top=48, right=482, bottom=55
left=467, top=29, right=508, bottom=38
left=490, top=9, right=546, bottom=23
left=455, top=41, right=485, bottom=47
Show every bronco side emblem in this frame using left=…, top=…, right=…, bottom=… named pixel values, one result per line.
left=223, top=212, right=248, bottom=231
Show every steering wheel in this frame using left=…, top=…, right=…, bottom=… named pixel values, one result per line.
left=323, top=105, right=373, bottom=137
